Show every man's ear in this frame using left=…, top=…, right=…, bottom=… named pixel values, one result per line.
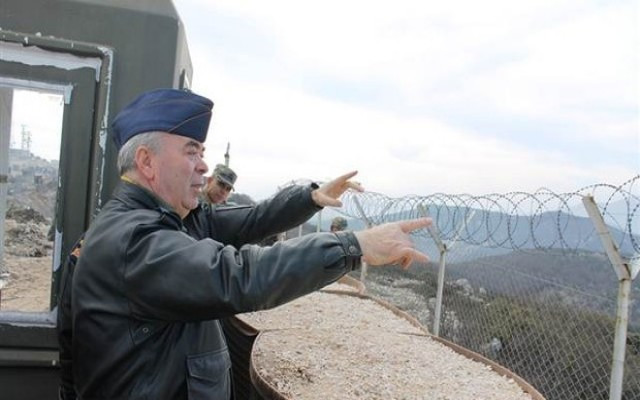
left=135, top=146, right=155, bottom=180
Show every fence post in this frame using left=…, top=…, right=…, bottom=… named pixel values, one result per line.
left=316, top=209, right=322, bottom=232
left=418, top=205, right=476, bottom=337
left=582, top=195, right=639, bottom=400
left=352, top=197, right=372, bottom=288
left=418, top=205, right=447, bottom=336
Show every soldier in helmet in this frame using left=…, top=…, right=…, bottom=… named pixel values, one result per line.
left=330, top=216, right=348, bottom=232
left=203, top=163, right=237, bottom=205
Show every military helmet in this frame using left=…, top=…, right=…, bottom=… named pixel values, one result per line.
left=213, top=164, right=237, bottom=189
left=330, top=216, right=348, bottom=231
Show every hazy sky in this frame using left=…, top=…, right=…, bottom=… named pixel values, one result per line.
left=10, top=90, right=64, bottom=162
left=178, top=1, right=637, bottom=199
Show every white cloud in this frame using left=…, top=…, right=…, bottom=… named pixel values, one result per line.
left=175, top=0, right=639, bottom=200
left=193, top=62, right=634, bottom=199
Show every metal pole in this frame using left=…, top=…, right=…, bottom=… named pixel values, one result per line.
left=582, top=195, right=639, bottom=400
left=433, top=249, right=446, bottom=336
left=352, top=197, right=372, bottom=286
left=610, top=278, right=631, bottom=400
left=418, top=204, right=448, bottom=336
left=317, top=209, right=322, bottom=232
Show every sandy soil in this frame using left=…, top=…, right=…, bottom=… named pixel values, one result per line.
left=1, top=218, right=53, bottom=312
left=1, top=253, right=52, bottom=312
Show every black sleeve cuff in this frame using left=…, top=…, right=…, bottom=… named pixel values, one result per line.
left=307, top=182, right=323, bottom=211
left=334, top=231, right=362, bottom=272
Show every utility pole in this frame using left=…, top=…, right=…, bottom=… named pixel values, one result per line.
left=224, top=142, right=230, bottom=167
left=21, top=124, right=31, bottom=153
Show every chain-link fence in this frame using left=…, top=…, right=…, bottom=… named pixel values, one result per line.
left=303, top=175, right=640, bottom=400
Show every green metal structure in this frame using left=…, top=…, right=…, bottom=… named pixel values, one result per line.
left=0, top=1, right=192, bottom=397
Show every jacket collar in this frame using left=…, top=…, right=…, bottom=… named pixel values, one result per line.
left=113, top=180, right=185, bottom=229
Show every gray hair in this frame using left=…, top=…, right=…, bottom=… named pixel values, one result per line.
left=117, top=131, right=164, bottom=175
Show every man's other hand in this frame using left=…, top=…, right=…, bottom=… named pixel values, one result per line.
left=311, top=170, right=364, bottom=208
left=354, top=218, right=432, bottom=269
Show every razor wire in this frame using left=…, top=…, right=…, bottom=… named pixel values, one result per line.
left=281, top=174, right=640, bottom=400
left=336, top=175, right=640, bottom=260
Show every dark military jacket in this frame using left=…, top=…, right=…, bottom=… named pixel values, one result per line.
left=70, top=181, right=361, bottom=399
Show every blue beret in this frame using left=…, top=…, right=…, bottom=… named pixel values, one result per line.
left=111, top=88, right=213, bottom=149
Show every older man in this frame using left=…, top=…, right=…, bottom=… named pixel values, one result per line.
left=70, top=88, right=430, bottom=400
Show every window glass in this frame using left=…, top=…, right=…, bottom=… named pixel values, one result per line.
left=0, top=87, right=63, bottom=312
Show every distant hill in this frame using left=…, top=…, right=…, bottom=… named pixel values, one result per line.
left=570, top=196, right=639, bottom=228
left=441, top=249, right=640, bottom=326
left=7, top=148, right=58, bottom=221
left=372, top=204, right=638, bottom=258
left=228, top=192, right=256, bottom=206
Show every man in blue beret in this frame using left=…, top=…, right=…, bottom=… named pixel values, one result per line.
left=67, top=88, right=431, bottom=399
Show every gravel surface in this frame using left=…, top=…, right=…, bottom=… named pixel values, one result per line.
left=253, top=327, right=535, bottom=400
left=238, top=290, right=425, bottom=335
left=245, top=285, right=539, bottom=399
left=321, top=280, right=363, bottom=293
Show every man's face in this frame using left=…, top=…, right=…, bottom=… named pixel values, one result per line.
left=149, top=133, right=208, bottom=217
left=204, top=176, right=232, bottom=204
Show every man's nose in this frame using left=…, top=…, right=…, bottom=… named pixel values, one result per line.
left=197, top=158, right=208, bottom=175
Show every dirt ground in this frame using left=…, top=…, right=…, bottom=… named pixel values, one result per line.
left=1, top=253, right=52, bottom=312
left=1, top=217, right=53, bottom=312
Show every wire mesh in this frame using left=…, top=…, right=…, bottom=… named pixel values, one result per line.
left=330, top=175, right=640, bottom=400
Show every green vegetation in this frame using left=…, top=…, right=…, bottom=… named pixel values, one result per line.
left=362, top=264, right=640, bottom=400
left=461, top=296, right=640, bottom=399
